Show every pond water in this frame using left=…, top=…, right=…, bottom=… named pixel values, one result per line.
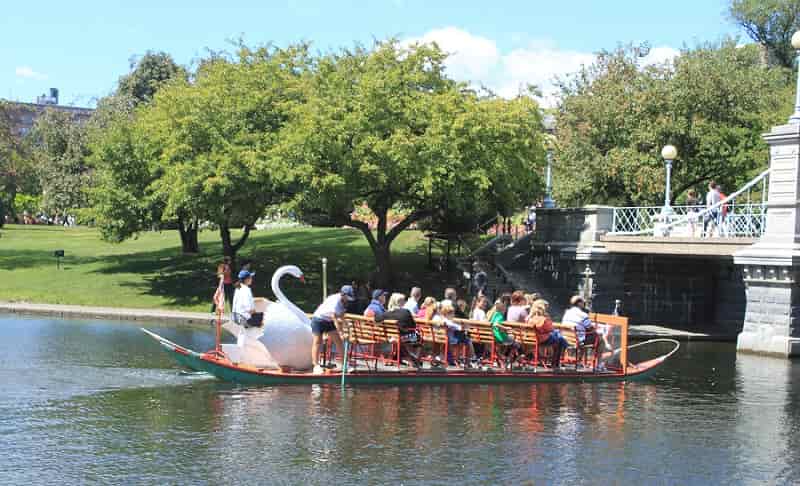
left=1, top=314, right=798, bottom=485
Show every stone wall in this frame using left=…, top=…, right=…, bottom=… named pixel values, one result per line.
left=524, top=207, right=747, bottom=330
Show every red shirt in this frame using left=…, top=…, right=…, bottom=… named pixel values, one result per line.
left=219, top=263, right=232, bottom=284
left=529, top=315, right=553, bottom=343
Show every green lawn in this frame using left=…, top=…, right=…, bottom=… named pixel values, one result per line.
left=0, top=224, right=465, bottom=312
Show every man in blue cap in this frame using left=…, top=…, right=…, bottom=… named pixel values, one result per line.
left=310, top=284, right=356, bottom=373
left=232, top=269, right=262, bottom=327
left=364, top=289, right=388, bottom=320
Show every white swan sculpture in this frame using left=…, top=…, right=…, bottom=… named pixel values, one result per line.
left=257, top=265, right=313, bottom=370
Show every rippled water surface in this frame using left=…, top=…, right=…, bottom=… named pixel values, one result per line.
left=1, top=314, right=799, bottom=485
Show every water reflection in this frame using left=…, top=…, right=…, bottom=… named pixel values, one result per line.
left=2, top=315, right=800, bottom=484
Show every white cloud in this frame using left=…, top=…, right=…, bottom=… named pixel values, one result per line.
left=639, top=46, right=680, bottom=66
left=15, top=66, right=47, bottom=81
left=403, top=27, right=680, bottom=108
left=403, top=27, right=500, bottom=80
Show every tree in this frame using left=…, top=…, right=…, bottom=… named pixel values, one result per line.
left=0, top=102, right=36, bottom=226
left=94, top=44, right=309, bottom=261
left=117, top=51, right=188, bottom=105
left=90, top=51, right=194, bottom=252
left=729, top=0, right=800, bottom=69
left=29, top=109, right=91, bottom=216
left=278, top=41, right=544, bottom=286
left=554, top=41, right=791, bottom=207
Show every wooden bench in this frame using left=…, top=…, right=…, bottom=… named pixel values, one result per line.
left=342, top=314, right=402, bottom=369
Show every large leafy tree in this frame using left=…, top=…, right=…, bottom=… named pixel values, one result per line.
left=29, top=109, right=91, bottom=216
left=91, top=51, right=195, bottom=250
left=278, top=41, right=544, bottom=286
left=729, top=0, right=800, bottom=69
left=554, top=41, right=791, bottom=207
left=0, top=102, right=36, bottom=227
left=94, top=44, right=309, bottom=260
left=117, top=51, right=188, bottom=105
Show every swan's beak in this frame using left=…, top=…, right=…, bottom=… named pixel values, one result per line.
left=299, top=275, right=306, bottom=284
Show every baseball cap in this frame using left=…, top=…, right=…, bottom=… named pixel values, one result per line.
left=340, top=285, right=356, bottom=301
left=238, top=269, right=255, bottom=280
left=372, top=289, right=388, bottom=300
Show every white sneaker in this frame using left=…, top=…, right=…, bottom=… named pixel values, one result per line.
left=313, top=365, right=325, bottom=375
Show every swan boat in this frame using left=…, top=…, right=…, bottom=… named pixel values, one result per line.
left=144, top=262, right=679, bottom=385
left=143, top=327, right=678, bottom=385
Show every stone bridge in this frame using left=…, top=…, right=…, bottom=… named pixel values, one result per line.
left=522, top=120, right=800, bottom=358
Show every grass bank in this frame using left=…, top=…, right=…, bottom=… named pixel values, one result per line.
left=0, top=224, right=463, bottom=312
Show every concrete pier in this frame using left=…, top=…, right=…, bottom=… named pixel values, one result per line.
left=0, top=301, right=212, bottom=326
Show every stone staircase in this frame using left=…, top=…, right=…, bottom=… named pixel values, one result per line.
left=461, top=230, right=566, bottom=316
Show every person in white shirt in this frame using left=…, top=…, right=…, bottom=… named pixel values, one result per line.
left=232, top=270, right=262, bottom=327
left=704, top=181, right=721, bottom=237
left=404, top=287, right=422, bottom=314
left=310, top=285, right=355, bottom=373
left=470, top=295, right=489, bottom=321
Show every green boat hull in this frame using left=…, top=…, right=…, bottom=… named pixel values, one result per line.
left=145, top=329, right=667, bottom=385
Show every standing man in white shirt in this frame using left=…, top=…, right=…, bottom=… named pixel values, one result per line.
left=310, top=285, right=356, bottom=373
left=232, top=270, right=262, bottom=327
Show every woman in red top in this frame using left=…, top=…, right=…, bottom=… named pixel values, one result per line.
left=527, top=299, right=568, bottom=369
left=217, top=257, right=234, bottom=305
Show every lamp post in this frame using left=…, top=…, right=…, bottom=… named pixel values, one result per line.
left=542, top=114, right=556, bottom=208
left=660, top=145, right=677, bottom=222
left=789, top=32, right=800, bottom=124
left=321, top=257, right=328, bottom=299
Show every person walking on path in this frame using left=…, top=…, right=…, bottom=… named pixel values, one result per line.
left=704, top=181, right=721, bottom=237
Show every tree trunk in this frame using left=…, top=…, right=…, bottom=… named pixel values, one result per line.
left=347, top=208, right=430, bottom=289
left=219, top=223, right=253, bottom=270
left=372, top=241, right=393, bottom=289
left=177, top=218, right=199, bottom=254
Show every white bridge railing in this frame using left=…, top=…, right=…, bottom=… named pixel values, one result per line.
left=610, top=168, right=770, bottom=238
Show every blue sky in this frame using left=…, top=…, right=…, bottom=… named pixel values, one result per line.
left=2, top=0, right=739, bottom=107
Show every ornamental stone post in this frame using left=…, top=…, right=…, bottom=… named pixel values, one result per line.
left=734, top=122, right=800, bottom=357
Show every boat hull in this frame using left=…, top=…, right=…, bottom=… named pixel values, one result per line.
left=144, top=329, right=668, bottom=385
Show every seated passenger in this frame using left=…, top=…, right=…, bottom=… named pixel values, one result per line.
left=470, top=295, right=489, bottom=321
left=489, top=300, right=521, bottom=366
left=506, top=290, right=529, bottom=323
left=417, top=297, right=438, bottom=320
left=364, top=289, right=387, bottom=320
left=528, top=299, right=568, bottom=369
left=232, top=270, right=263, bottom=327
left=562, top=295, right=605, bottom=366
left=438, top=303, right=475, bottom=366
left=379, top=293, right=422, bottom=368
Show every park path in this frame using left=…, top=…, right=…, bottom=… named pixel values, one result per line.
left=0, top=301, right=212, bottom=326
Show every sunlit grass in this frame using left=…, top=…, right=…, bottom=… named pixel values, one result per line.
left=0, top=224, right=463, bottom=312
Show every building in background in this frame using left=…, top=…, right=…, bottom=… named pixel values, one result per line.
left=3, top=88, right=94, bottom=137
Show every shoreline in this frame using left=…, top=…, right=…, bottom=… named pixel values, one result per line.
left=0, top=301, right=738, bottom=341
left=0, top=301, right=211, bottom=326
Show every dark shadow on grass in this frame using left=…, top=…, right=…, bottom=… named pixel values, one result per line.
left=93, top=228, right=368, bottom=309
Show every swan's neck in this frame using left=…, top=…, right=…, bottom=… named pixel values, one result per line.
left=271, top=270, right=308, bottom=323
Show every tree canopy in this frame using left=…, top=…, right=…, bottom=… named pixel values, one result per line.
left=117, top=51, right=188, bottom=105
left=554, top=41, right=791, bottom=207
left=29, top=109, right=92, bottom=216
left=729, top=0, right=800, bottom=69
left=277, top=41, right=544, bottom=285
left=91, top=44, right=310, bottom=259
left=0, top=102, right=35, bottom=226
